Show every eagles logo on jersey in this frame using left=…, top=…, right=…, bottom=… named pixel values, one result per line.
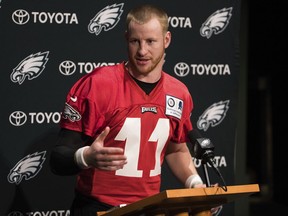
left=62, top=102, right=82, bottom=122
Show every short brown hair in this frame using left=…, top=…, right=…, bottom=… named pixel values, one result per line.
left=126, top=4, right=169, bottom=33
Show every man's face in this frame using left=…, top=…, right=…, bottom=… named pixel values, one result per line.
left=126, top=18, right=171, bottom=77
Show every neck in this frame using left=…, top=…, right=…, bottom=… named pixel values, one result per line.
left=125, top=62, right=162, bottom=83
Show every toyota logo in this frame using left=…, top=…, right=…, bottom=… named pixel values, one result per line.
left=174, top=62, right=190, bottom=77
left=12, top=9, right=30, bottom=25
left=9, top=111, right=27, bottom=126
left=8, top=211, right=24, bottom=216
left=59, top=60, right=76, bottom=75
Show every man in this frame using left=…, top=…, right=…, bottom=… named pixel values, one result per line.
left=50, top=4, right=205, bottom=215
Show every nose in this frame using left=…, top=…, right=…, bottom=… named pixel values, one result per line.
left=137, top=41, right=148, bottom=56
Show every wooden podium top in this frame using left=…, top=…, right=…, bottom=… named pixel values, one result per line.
left=98, top=184, right=260, bottom=216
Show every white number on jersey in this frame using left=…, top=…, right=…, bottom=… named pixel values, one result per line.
left=115, top=117, right=169, bottom=177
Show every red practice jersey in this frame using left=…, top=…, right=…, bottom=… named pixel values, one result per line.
left=60, top=62, right=193, bottom=206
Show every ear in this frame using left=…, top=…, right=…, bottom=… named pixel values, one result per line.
left=164, top=31, right=171, bottom=48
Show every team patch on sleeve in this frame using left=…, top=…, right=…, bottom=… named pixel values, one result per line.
left=165, top=95, right=183, bottom=119
left=62, top=102, right=82, bottom=122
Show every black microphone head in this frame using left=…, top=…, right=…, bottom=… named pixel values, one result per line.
left=188, top=129, right=215, bottom=159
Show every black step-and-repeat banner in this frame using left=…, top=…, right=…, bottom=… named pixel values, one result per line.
left=0, top=0, right=241, bottom=215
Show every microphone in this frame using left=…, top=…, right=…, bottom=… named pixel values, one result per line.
left=188, top=129, right=215, bottom=166
left=188, top=129, right=227, bottom=190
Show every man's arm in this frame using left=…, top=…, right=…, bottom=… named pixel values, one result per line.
left=50, top=127, right=128, bottom=175
left=49, top=128, right=92, bottom=176
left=165, top=142, right=204, bottom=188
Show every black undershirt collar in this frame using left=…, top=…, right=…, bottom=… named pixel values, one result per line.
left=131, top=76, right=159, bottom=95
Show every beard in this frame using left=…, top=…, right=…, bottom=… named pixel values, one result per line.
left=128, top=50, right=165, bottom=75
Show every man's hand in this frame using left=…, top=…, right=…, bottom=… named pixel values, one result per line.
left=83, top=126, right=127, bottom=170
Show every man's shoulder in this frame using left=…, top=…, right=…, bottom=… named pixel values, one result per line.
left=72, top=62, right=125, bottom=89
left=79, top=62, right=125, bottom=82
left=162, top=72, right=188, bottom=89
left=91, top=62, right=125, bottom=75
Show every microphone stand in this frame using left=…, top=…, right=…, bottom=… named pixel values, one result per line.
left=202, top=162, right=211, bottom=187
left=201, top=150, right=214, bottom=187
left=201, top=150, right=227, bottom=191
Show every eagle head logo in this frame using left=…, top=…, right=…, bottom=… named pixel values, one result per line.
left=7, top=151, right=46, bottom=185
left=10, top=51, right=49, bottom=85
left=88, top=3, right=124, bottom=36
left=200, top=7, right=233, bottom=39
left=197, top=100, right=229, bottom=131
left=62, top=102, right=82, bottom=122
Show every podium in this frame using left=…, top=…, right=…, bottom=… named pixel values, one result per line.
left=97, top=184, right=260, bottom=216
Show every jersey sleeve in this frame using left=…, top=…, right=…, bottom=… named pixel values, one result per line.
left=167, top=79, right=194, bottom=144
left=59, top=74, right=106, bottom=137
left=173, top=92, right=193, bottom=143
